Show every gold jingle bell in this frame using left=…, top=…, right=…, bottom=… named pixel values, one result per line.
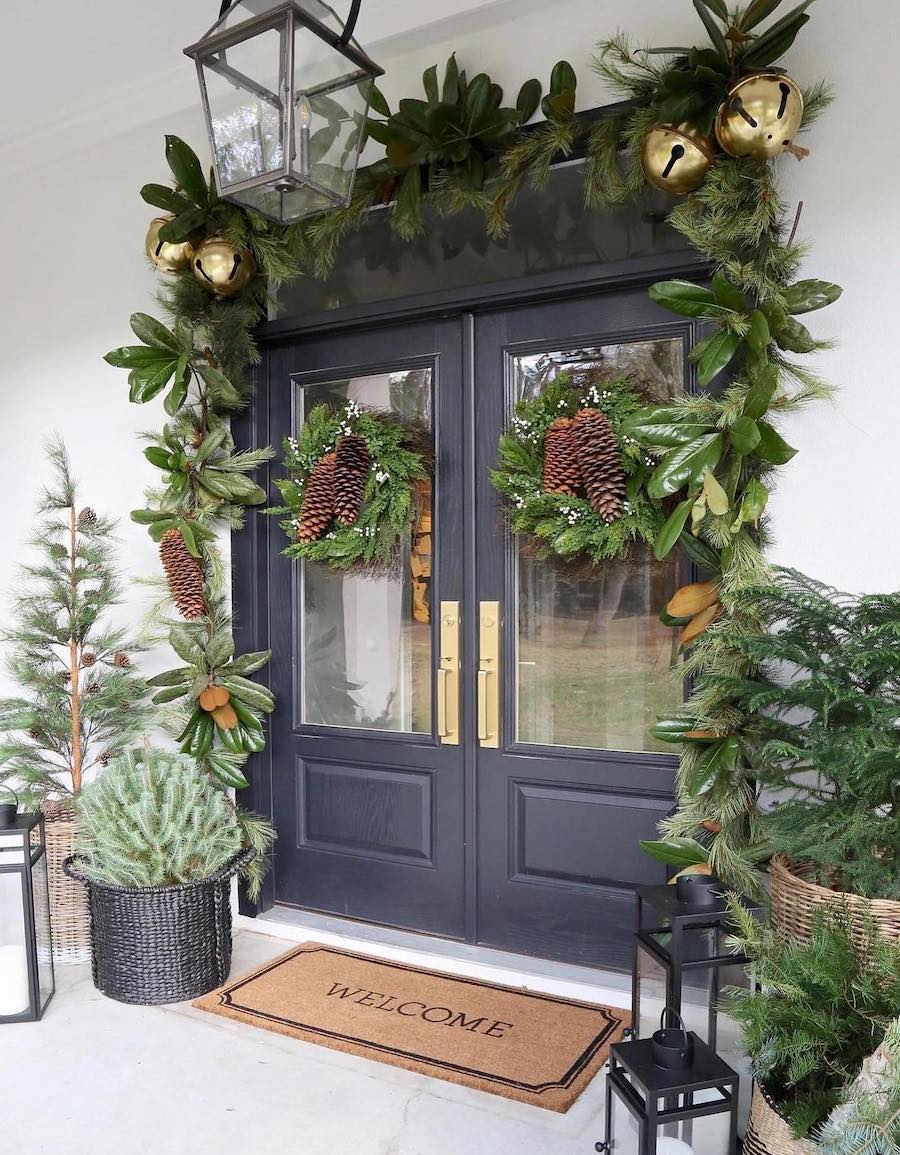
left=715, top=73, right=804, bottom=160
left=191, top=235, right=257, bottom=297
left=145, top=216, right=194, bottom=274
left=641, top=123, right=715, bottom=196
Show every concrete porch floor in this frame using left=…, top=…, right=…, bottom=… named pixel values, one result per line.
left=4, top=929, right=621, bottom=1155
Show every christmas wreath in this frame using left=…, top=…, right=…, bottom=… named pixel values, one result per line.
left=491, top=373, right=664, bottom=565
left=271, top=402, right=430, bottom=571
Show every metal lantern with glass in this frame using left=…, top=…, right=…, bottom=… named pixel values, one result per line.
left=0, top=807, right=55, bottom=1023
left=596, top=1011, right=740, bottom=1155
left=631, top=883, right=762, bottom=1059
left=184, top=0, right=383, bottom=224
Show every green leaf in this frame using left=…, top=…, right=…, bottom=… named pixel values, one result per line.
left=178, top=519, right=199, bottom=558
left=129, top=313, right=178, bottom=353
left=649, top=280, right=730, bottom=318
left=756, top=421, right=798, bottom=464
left=164, top=135, right=208, bottom=206
left=422, top=64, right=439, bottom=103
left=648, top=433, right=724, bottom=499
left=678, top=531, right=722, bottom=574
left=651, top=715, right=701, bottom=743
left=696, top=328, right=740, bottom=386
left=746, top=310, right=771, bottom=359
left=729, top=415, right=762, bottom=453
left=144, top=446, right=173, bottom=470
left=163, top=356, right=190, bottom=416
left=222, top=651, right=271, bottom=677
left=174, top=316, right=194, bottom=353
left=151, top=684, right=190, bottom=705
left=696, top=0, right=729, bottom=19
left=170, top=625, right=205, bottom=667
left=140, top=184, right=195, bottom=216
left=741, top=0, right=783, bottom=30
left=549, top=60, right=577, bottom=95
left=782, top=279, right=843, bottom=314
left=743, top=365, right=779, bottom=420
left=104, top=345, right=170, bottom=369
left=640, top=837, right=709, bottom=868
left=516, top=78, right=542, bottom=123
left=146, top=666, right=194, bottom=688
left=655, top=498, right=693, bottom=560
left=772, top=313, right=815, bottom=354
left=738, top=478, right=769, bottom=523
left=693, top=0, right=730, bottom=60
left=703, top=469, right=730, bottom=515
left=368, top=86, right=390, bottom=118
left=197, top=363, right=242, bottom=408
left=201, top=469, right=267, bottom=504
left=207, top=757, right=250, bottom=790
left=464, top=74, right=491, bottom=125
left=686, top=736, right=739, bottom=795
left=157, top=206, right=208, bottom=244
left=742, top=11, right=810, bottom=67
left=442, top=54, right=460, bottom=103
left=622, top=406, right=714, bottom=447
left=712, top=270, right=745, bottom=312
left=128, top=359, right=177, bottom=403
left=130, top=508, right=171, bottom=524
left=205, top=629, right=235, bottom=670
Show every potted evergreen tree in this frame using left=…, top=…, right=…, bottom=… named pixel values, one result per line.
left=721, top=568, right=900, bottom=943
left=65, top=748, right=271, bottom=1004
left=0, top=439, right=148, bottom=962
left=723, top=898, right=900, bottom=1155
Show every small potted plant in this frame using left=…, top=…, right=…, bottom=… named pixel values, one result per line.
left=64, top=747, right=273, bottom=1004
left=722, top=567, right=900, bottom=944
left=722, top=896, right=900, bottom=1155
left=0, top=439, right=149, bottom=963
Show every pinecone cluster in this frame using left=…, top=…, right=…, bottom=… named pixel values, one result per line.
left=160, top=528, right=207, bottom=620
left=542, top=408, right=627, bottom=524
left=113, top=651, right=131, bottom=668
left=78, top=507, right=97, bottom=529
left=298, top=434, right=372, bottom=542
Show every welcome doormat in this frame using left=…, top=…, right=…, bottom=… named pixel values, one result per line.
left=195, top=942, right=629, bottom=1112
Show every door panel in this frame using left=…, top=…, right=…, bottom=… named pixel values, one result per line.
left=473, top=292, right=689, bottom=968
left=267, top=320, right=467, bottom=938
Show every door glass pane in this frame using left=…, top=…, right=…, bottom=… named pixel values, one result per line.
left=298, top=369, right=432, bottom=733
left=512, top=342, right=685, bottom=753
left=31, top=853, right=54, bottom=1010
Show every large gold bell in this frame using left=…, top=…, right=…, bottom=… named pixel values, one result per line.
left=715, top=73, right=804, bottom=160
left=191, top=234, right=257, bottom=297
left=145, top=216, right=194, bottom=274
left=641, top=123, right=715, bottom=196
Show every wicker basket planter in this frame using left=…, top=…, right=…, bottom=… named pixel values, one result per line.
left=770, top=854, right=900, bottom=953
left=63, top=847, right=254, bottom=1005
left=41, top=800, right=91, bottom=965
left=743, top=1083, right=818, bottom=1155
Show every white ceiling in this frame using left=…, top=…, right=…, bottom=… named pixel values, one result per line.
left=0, top=0, right=514, bottom=174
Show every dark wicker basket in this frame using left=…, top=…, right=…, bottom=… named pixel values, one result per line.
left=63, top=848, right=255, bottom=1005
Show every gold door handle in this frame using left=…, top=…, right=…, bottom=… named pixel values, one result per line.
left=437, top=602, right=459, bottom=745
left=478, top=601, right=500, bottom=748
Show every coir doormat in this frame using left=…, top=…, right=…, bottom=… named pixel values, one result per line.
left=195, top=943, right=629, bottom=1112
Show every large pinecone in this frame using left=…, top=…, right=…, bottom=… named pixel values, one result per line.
left=571, top=408, right=627, bottom=523
left=159, top=527, right=207, bottom=620
left=334, top=434, right=371, bottom=527
left=543, top=417, right=583, bottom=496
left=298, top=451, right=336, bottom=542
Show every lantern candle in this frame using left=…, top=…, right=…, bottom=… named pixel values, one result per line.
left=0, top=944, right=30, bottom=1017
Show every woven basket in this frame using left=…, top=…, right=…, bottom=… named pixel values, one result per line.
left=743, top=1084, right=818, bottom=1155
left=770, top=855, right=900, bottom=953
left=41, top=800, right=91, bottom=965
left=64, top=848, right=254, bottom=1005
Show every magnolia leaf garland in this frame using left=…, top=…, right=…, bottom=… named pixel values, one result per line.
left=271, top=403, right=430, bottom=571
left=491, top=373, right=666, bottom=564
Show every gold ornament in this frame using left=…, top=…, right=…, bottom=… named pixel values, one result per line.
left=191, top=234, right=257, bottom=297
left=641, top=122, right=715, bottom=196
left=715, top=73, right=804, bottom=160
left=144, top=216, right=194, bottom=274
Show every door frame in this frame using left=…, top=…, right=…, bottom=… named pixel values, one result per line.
left=233, top=245, right=710, bottom=917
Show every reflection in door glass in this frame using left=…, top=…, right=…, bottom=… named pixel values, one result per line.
left=299, top=370, right=432, bottom=733
left=513, top=342, right=685, bottom=753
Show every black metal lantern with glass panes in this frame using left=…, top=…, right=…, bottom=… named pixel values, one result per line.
left=631, top=883, right=762, bottom=1059
left=0, top=809, right=54, bottom=1022
left=184, top=0, right=383, bottom=224
left=596, top=1012, right=740, bottom=1155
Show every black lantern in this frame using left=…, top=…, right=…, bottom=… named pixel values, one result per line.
left=184, top=0, right=384, bottom=224
left=0, top=808, right=54, bottom=1022
left=631, top=883, right=762, bottom=1055
left=596, top=1012, right=739, bottom=1155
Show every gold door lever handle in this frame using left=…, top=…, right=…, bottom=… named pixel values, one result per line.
left=437, top=603, right=459, bottom=745
left=478, top=601, right=500, bottom=748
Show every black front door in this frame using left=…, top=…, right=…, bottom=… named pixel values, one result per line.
left=259, top=285, right=690, bottom=968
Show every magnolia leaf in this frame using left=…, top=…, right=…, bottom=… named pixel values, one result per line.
left=712, top=270, right=745, bottom=311
left=164, top=135, right=208, bottom=206
left=756, top=421, right=798, bottom=464
left=651, top=715, right=701, bottom=743
left=702, top=470, right=730, bottom=515
left=649, top=280, right=728, bottom=318
left=743, top=365, right=779, bottom=420
left=157, top=206, right=208, bottom=244
left=782, top=279, right=843, bottom=314
left=696, top=328, right=740, bottom=386
left=143, top=447, right=172, bottom=471
left=648, top=433, right=724, bottom=499
left=140, top=183, right=195, bottom=215
left=691, top=493, right=707, bottom=534
left=693, top=0, right=730, bottom=60
left=422, top=64, right=439, bottom=103
left=667, top=578, right=721, bottom=618
left=516, top=78, right=542, bottom=123
left=729, top=415, right=762, bottom=454
left=197, top=364, right=242, bottom=408
left=681, top=601, right=722, bottom=647
left=654, top=498, right=693, bottom=560
left=640, top=837, right=709, bottom=868
left=130, top=313, right=179, bottom=353
left=739, top=478, right=770, bottom=524
left=678, top=531, right=722, bottom=574
left=741, top=0, right=783, bottom=30
left=622, top=406, right=714, bottom=448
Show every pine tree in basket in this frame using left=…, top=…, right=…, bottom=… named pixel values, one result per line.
left=0, top=438, right=148, bottom=808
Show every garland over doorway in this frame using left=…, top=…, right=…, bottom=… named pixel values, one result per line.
left=102, top=0, right=838, bottom=894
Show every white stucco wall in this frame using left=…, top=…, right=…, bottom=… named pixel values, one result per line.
left=0, top=0, right=896, bottom=692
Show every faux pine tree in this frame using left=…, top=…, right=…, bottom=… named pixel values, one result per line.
left=717, top=568, right=900, bottom=900
left=818, top=1015, right=900, bottom=1155
left=0, top=439, right=148, bottom=807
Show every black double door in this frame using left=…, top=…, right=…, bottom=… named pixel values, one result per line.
left=264, top=286, right=688, bottom=969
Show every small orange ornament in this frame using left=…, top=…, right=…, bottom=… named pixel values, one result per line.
left=199, top=685, right=231, bottom=712
left=212, top=703, right=239, bottom=730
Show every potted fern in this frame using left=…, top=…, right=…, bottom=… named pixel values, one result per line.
left=722, top=568, right=900, bottom=943
left=0, top=439, right=149, bottom=963
left=723, top=898, right=900, bottom=1155
left=65, top=747, right=273, bottom=1004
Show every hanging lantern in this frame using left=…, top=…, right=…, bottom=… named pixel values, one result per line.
left=0, top=801, right=55, bottom=1023
left=145, top=217, right=195, bottom=273
left=641, top=123, right=715, bottom=196
left=715, top=73, right=804, bottom=160
left=184, top=0, right=384, bottom=224
left=192, top=234, right=257, bottom=296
